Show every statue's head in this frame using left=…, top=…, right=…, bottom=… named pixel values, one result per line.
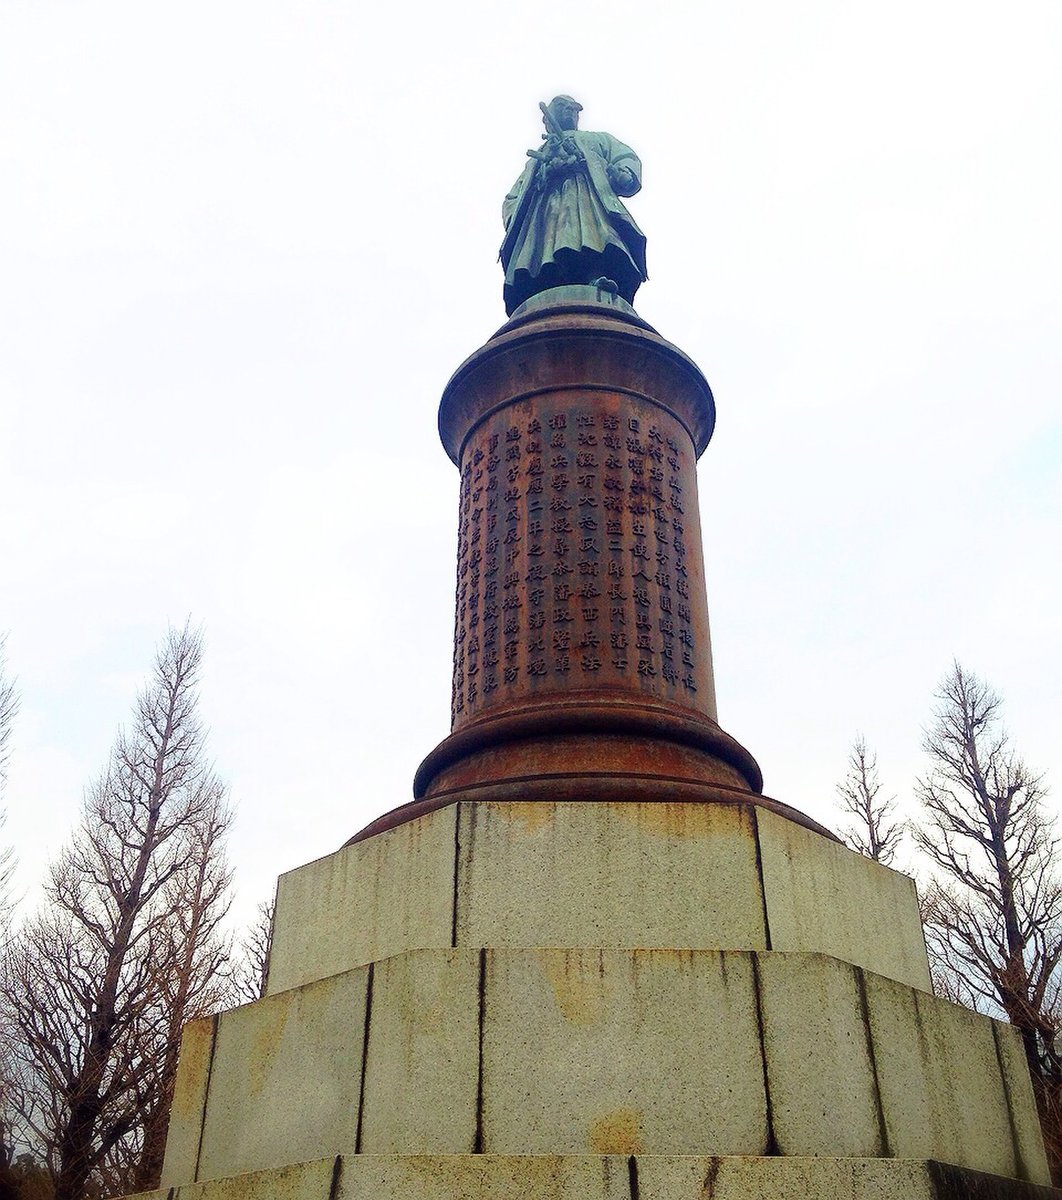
left=546, top=95, right=582, bottom=132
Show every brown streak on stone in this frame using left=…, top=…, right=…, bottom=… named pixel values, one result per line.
left=750, top=806, right=773, bottom=951
left=353, top=963, right=374, bottom=1154
left=605, top=798, right=727, bottom=839
left=750, top=952, right=780, bottom=1156
left=539, top=949, right=607, bottom=1025
left=992, top=1020, right=1029, bottom=1181
left=327, top=1155, right=342, bottom=1200
left=701, top=1157, right=722, bottom=1199
left=484, top=800, right=557, bottom=833
left=627, top=1153, right=641, bottom=1200
left=345, top=787, right=838, bottom=850
left=474, top=948, right=486, bottom=1153
left=449, top=803, right=462, bottom=948
left=855, top=966, right=891, bottom=1157
left=589, top=1107, right=644, bottom=1154
left=191, top=1013, right=219, bottom=1183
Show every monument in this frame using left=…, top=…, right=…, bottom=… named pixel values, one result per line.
left=500, top=95, right=647, bottom=314
left=138, top=100, right=1055, bottom=1200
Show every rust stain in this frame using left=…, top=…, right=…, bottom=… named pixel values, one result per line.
left=589, top=1107, right=644, bottom=1154
left=606, top=800, right=742, bottom=840
left=538, top=949, right=607, bottom=1025
left=701, top=1157, right=722, bottom=1199
left=247, top=993, right=298, bottom=1095
left=169, top=1018, right=214, bottom=1119
left=485, top=800, right=556, bottom=833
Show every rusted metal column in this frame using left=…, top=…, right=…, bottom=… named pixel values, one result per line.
left=412, top=294, right=764, bottom=809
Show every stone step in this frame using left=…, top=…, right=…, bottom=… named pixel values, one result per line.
left=161, top=948, right=1046, bottom=1187
left=140, top=1153, right=1061, bottom=1200
left=268, top=800, right=929, bottom=996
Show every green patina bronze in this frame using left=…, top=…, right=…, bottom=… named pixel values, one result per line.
left=500, top=96, right=647, bottom=316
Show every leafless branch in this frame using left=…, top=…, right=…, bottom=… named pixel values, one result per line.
left=231, top=899, right=275, bottom=1006
left=835, top=735, right=904, bottom=866
left=0, top=636, right=19, bottom=930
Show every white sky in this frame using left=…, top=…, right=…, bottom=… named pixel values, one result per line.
left=1, top=1, right=1059, bottom=928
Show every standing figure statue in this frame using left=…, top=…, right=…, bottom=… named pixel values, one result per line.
left=500, top=96, right=647, bottom=315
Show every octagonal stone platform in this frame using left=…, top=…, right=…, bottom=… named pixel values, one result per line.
left=145, top=799, right=1053, bottom=1200
left=266, top=800, right=931, bottom=997
left=160, top=945, right=1045, bottom=1187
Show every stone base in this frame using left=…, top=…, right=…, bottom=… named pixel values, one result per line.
left=136, top=1155, right=1060, bottom=1200
left=160, top=949, right=1047, bottom=1186
left=268, top=800, right=932, bottom=997
left=147, top=801, right=1049, bottom=1200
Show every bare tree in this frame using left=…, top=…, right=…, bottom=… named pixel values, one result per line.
left=1, top=626, right=236, bottom=1200
left=125, top=800, right=234, bottom=1191
left=0, top=981, right=19, bottom=1200
left=0, top=634, right=18, bottom=929
left=836, top=735, right=903, bottom=866
left=0, top=638, right=21, bottom=1200
left=914, top=662, right=1061, bottom=1176
left=232, top=899, right=275, bottom=1006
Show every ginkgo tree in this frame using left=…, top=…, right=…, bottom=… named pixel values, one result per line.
left=1, top=626, right=236, bottom=1200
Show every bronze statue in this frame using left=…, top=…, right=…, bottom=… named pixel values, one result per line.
left=500, top=96, right=647, bottom=315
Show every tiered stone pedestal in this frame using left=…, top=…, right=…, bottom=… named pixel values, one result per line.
left=144, top=799, right=1053, bottom=1199
left=137, top=295, right=1055, bottom=1199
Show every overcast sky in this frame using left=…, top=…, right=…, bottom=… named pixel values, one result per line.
left=1, top=1, right=1059, bottom=928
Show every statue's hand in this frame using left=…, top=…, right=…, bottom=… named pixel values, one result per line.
left=607, top=164, right=635, bottom=192
left=542, top=156, right=574, bottom=184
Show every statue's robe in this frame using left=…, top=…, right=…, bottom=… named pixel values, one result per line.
left=500, top=129, right=647, bottom=315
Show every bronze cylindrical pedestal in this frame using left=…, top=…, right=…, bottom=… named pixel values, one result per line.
left=348, top=288, right=835, bottom=845
left=417, top=291, right=761, bottom=791
left=440, top=301, right=720, bottom=719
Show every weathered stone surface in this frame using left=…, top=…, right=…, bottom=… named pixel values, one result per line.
left=175, top=1161, right=336, bottom=1200
left=359, top=948, right=480, bottom=1153
left=266, top=809, right=456, bottom=996
left=480, top=948, right=768, bottom=1155
left=635, top=1155, right=937, bottom=1199
left=994, top=1020, right=1053, bottom=1183
left=864, top=971, right=1018, bottom=1178
left=756, top=952, right=884, bottom=1157
left=175, top=1157, right=336, bottom=1200
left=194, top=970, right=368, bottom=1181
left=340, top=1153, right=629, bottom=1200
left=160, top=1015, right=216, bottom=1187
left=267, top=799, right=931, bottom=996
left=146, top=1156, right=1062, bottom=1200
left=454, top=800, right=767, bottom=953
left=757, top=808, right=932, bottom=992
left=636, top=1157, right=1062, bottom=1199
left=159, top=948, right=1050, bottom=1186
